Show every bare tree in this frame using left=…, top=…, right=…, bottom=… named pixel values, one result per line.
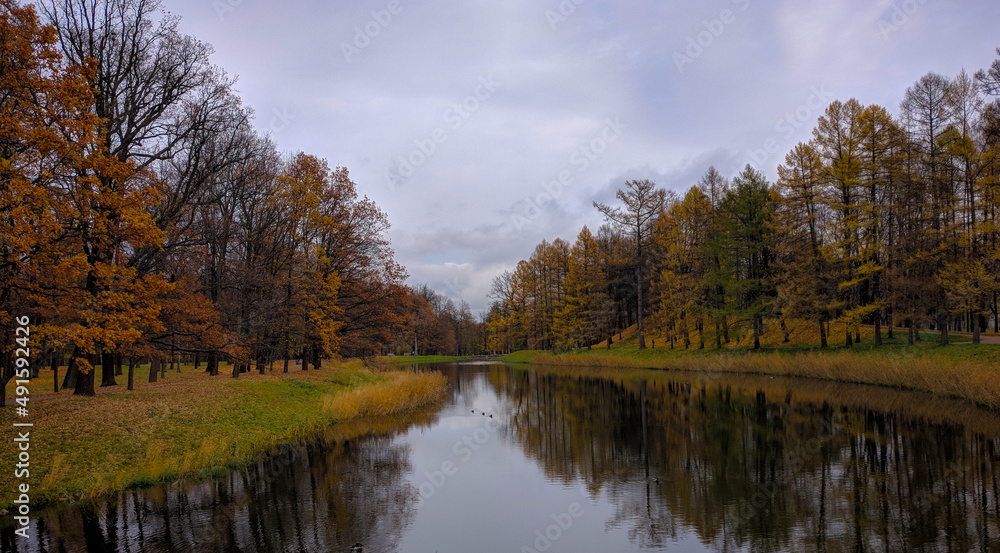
left=594, top=180, right=671, bottom=350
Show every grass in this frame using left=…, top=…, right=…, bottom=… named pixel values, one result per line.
left=376, top=354, right=472, bottom=365
left=322, top=370, right=447, bottom=418
left=6, top=358, right=241, bottom=400
left=505, top=319, right=1000, bottom=410
left=0, top=359, right=448, bottom=510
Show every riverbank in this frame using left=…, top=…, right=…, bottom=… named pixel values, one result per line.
left=504, top=324, right=1000, bottom=410
left=376, top=354, right=472, bottom=365
left=0, top=360, right=447, bottom=510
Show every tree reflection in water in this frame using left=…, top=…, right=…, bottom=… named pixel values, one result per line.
left=488, top=366, right=1000, bottom=552
left=6, top=429, right=420, bottom=553
left=5, top=364, right=1000, bottom=552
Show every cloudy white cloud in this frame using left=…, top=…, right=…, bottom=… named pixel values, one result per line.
left=162, top=0, right=1000, bottom=311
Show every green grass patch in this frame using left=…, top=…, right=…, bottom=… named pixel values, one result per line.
left=376, top=355, right=471, bottom=365
left=0, top=361, right=448, bottom=510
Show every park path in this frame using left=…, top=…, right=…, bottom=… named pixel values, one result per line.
left=915, top=329, right=1000, bottom=344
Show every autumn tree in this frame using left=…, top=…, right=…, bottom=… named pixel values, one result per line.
left=594, top=179, right=670, bottom=350
left=774, top=142, right=836, bottom=347
left=900, top=72, right=957, bottom=344
left=651, top=187, right=712, bottom=349
left=552, top=227, right=607, bottom=349
left=0, top=0, right=101, bottom=404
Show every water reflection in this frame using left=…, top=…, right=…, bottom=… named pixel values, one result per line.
left=4, top=431, right=421, bottom=553
left=489, top=366, right=1000, bottom=552
left=3, top=363, right=1000, bottom=552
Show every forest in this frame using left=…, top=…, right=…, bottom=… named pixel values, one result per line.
left=486, top=55, right=1000, bottom=354
left=0, top=0, right=482, bottom=403
left=5, top=0, right=1000, bottom=406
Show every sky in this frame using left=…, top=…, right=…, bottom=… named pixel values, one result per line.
left=157, top=0, right=1000, bottom=312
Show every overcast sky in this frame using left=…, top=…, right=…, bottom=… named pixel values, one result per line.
left=159, top=0, right=999, bottom=312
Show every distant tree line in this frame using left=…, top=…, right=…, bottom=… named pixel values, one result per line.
left=382, top=284, right=485, bottom=357
left=488, top=54, right=1000, bottom=353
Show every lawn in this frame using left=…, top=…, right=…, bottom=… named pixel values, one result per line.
left=0, top=359, right=447, bottom=510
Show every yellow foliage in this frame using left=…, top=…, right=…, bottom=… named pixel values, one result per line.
left=322, top=370, right=447, bottom=420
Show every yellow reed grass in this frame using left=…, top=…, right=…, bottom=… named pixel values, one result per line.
left=321, top=370, right=447, bottom=420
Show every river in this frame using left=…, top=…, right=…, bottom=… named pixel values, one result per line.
left=3, top=361, right=1000, bottom=552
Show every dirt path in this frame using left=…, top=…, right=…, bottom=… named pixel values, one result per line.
left=957, top=333, right=1000, bottom=344
left=919, top=330, right=1000, bottom=344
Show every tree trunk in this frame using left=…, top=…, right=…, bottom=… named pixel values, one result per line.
left=32, top=349, right=43, bottom=379
left=194, top=352, right=200, bottom=370
left=62, top=349, right=79, bottom=390
left=231, top=360, right=240, bottom=378
left=819, top=320, right=827, bottom=348
left=937, top=312, right=949, bottom=345
left=972, top=310, right=981, bottom=344
left=149, top=357, right=159, bottom=383
left=681, top=314, right=690, bottom=349
left=845, top=329, right=853, bottom=348
left=752, top=315, right=762, bottom=350
left=874, top=315, right=882, bottom=346
left=312, top=345, right=322, bottom=369
left=74, top=358, right=96, bottom=396
left=51, top=352, right=60, bottom=393
left=208, top=352, right=219, bottom=376
left=115, top=353, right=123, bottom=376
left=908, top=320, right=916, bottom=345
left=854, top=328, right=861, bottom=344
left=715, top=322, right=722, bottom=349
left=993, top=290, right=998, bottom=334
left=0, top=351, right=12, bottom=407
left=127, top=358, right=135, bottom=391
left=100, top=350, right=117, bottom=387
left=780, top=319, right=790, bottom=343
left=636, top=266, right=646, bottom=350
left=886, top=306, right=894, bottom=339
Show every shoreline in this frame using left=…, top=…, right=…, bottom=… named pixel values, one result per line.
left=0, top=360, right=447, bottom=511
left=503, top=340, right=1000, bottom=411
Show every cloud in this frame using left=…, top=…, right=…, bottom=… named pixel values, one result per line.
left=162, top=0, right=1000, bottom=311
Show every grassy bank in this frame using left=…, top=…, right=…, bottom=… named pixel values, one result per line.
left=505, top=322, right=1000, bottom=410
left=376, top=354, right=471, bottom=365
left=0, top=360, right=447, bottom=510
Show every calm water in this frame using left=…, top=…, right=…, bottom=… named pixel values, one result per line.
left=4, top=362, right=1000, bottom=552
